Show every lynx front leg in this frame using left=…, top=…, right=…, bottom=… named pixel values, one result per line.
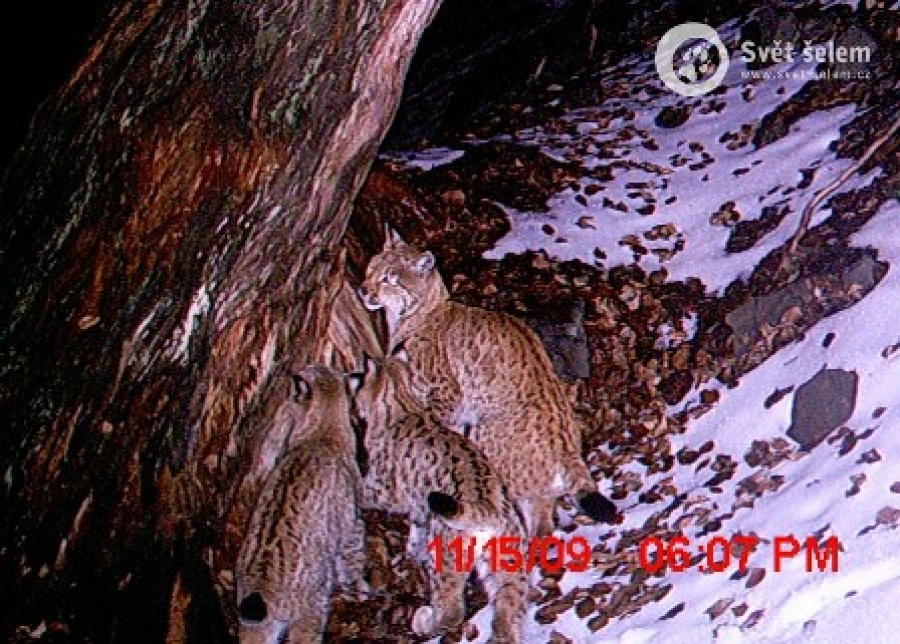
left=517, top=497, right=556, bottom=538
left=481, top=569, right=528, bottom=644
left=337, top=516, right=369, bottom=597
left=283, top=611, right=328, bottom=644
left=412, top=566, right=467, bottom=638
left=412, top=525, right=467, bottom=637
left=239, top=619, right=287, bottom=644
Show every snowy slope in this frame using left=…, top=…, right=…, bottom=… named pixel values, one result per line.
left=481, top=46, right=878, bottom=293
left=402, top=8, right=899, bottom=644
left=572, top=200, right=900, bottom=644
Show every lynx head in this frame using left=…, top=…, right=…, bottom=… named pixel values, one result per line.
left=291, top=364, right=350, bottom=410
left=284, top=364, right=356, bottom=446
left=359, top=227, right=444, bottom=324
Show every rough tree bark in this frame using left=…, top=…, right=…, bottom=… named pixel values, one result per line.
left=0, top=1, right=441, bottom=641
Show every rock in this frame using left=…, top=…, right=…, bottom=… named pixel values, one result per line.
left=741, top=7, right=800, bottom=71
left=526, top=299, right=590, bottom=381
left=787, top=368, right=858, bottom=450
left=833, top=26, right=878, bottom=79
left=654, top=105, right=691, bottom=129
left=659, top=370, right=693, bottom=405
left=726, top=249, right=886, bottom=368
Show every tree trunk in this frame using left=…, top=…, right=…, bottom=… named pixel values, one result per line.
left=0, top=1, right=441, bottom=641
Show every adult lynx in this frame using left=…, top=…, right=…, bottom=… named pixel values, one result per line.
left=361, top=232, right=616, bottom=537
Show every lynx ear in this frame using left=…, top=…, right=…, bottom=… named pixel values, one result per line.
left=345, top=372, right=365, bottom=396
left=383, top=223, right=405, bottom=249
left=361, top=352, right=380, bottom=377
left=390, top=341, right=410, bottom=362
left=413, top=251, right=435, bottom=274
left=291, top=374, right=311, bottom=400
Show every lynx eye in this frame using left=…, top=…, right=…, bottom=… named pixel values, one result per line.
left=381, top=271, right=398, bottom=285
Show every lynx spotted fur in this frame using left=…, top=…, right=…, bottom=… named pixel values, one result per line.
left=351, top=352, right=528, bottom=643
left=236, top=366, right=365, bottom=644
left=361, top=233, right=617, bottom=537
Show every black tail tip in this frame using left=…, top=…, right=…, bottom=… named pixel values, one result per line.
left=427, top=491, right=461, bottom=519
left=238, top=591, right=268, bottom=623
left=578, top=491, right=618, bottom=524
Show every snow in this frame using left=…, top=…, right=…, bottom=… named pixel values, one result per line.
left=483, top=50, right=878, bottom=292
left=416, top=10, right=900, bottom=644
left=382, top=146, right=467, bottom=171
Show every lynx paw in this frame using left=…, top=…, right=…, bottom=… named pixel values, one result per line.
left=412, top=606, right=437, bottom=636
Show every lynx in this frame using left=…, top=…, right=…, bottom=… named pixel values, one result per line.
left=351, top=352, right=529, bottom=643
left=360, top=232, right=617, bottom=538
left=236, top=365, right=365, bottom=644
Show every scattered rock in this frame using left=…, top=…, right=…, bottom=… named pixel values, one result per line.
left=706, top=598, right=733, bottom=620
left=726, top=249, right=886, bottom=371
left=527, top=299, right=590, bottom=381
left=846, top=473, right=866, bottom=497
left=858, top=449, right=881, bottom=464
left=725, top=205, right=789, bottom=253
left=787, top=368, right=858, bottom=450
left=746, top=568, right=766, bottom=589
left=659, top=602, right=685, bottom=620
left=654, top=105, right=691, bottom=129
left=875, top=506, right=900, bottom=528
left=742, top=608, right=765, bottom=630
left=763, top=385, right=794, bottom=409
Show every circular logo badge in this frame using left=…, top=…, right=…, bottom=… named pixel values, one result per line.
left=655, top=23, right=730, bottom=97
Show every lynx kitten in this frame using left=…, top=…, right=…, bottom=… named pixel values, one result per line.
left=351, top=351, right=528, bottom=643
left=236, top=366, right=365, bottom=644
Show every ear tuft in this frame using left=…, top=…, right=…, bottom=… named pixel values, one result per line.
left=414, top=251, right=435, bottom=274
left=383, top=224, right=404, bottom=250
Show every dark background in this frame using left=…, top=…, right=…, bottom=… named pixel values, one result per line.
left=0, top=0, right=747, bottom=177
left=0, top=0, right=597, bottom=173
left=0, top=1, right=106, bottom=173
